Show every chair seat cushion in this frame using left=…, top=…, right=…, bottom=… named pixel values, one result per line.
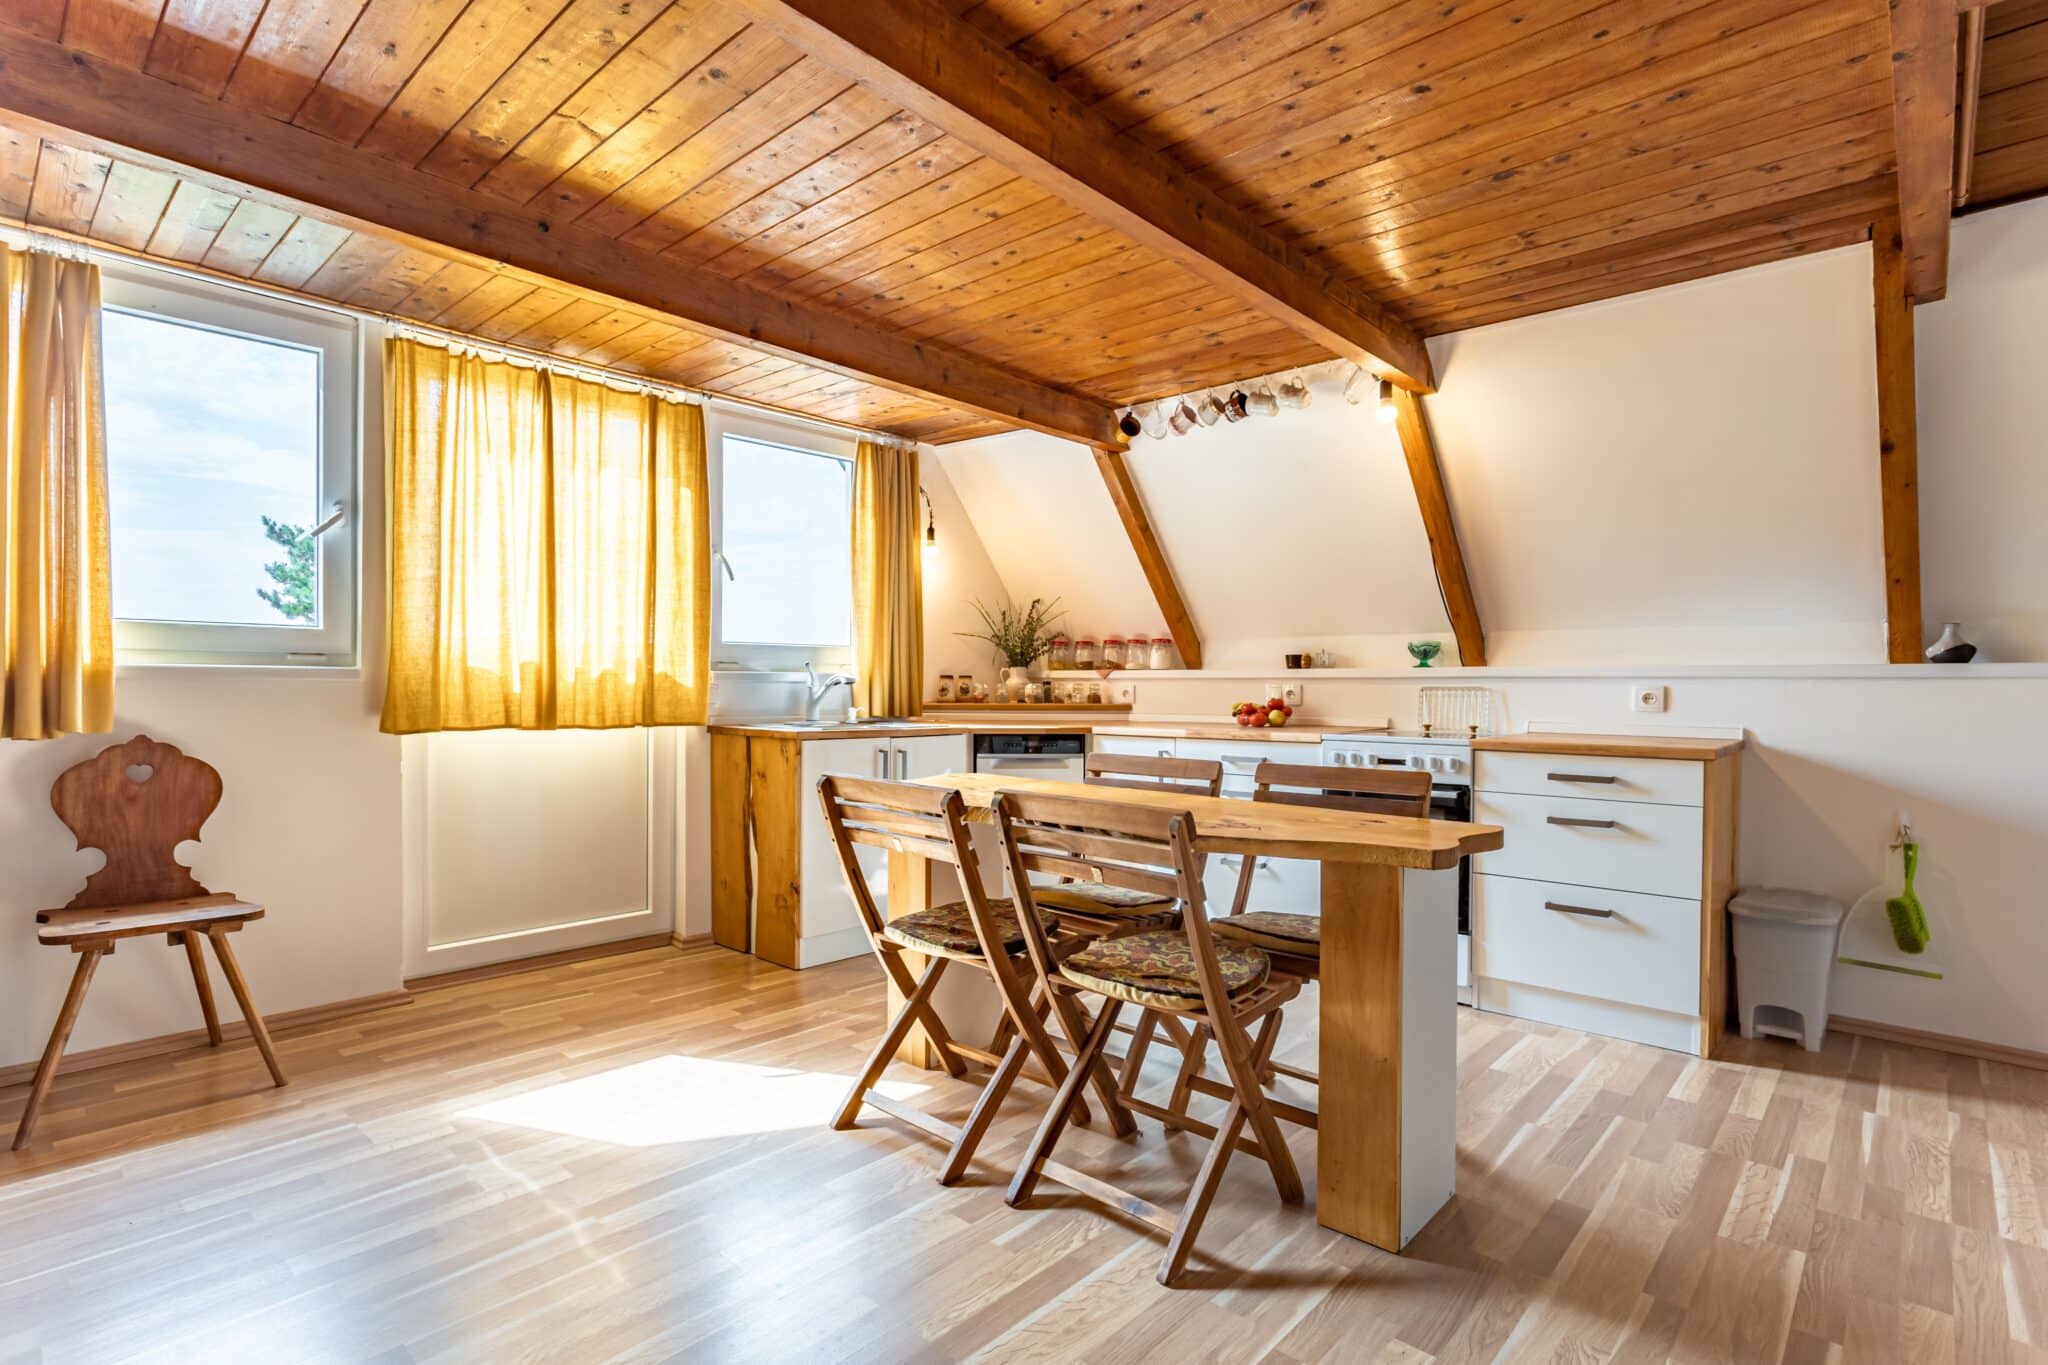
left=1060, top=930, right=1269, bottom=1011
left=881, top=898, right=1051, bottom=958
left=1030, top=882, right=1175, bottom=916
left=1212, top=911, right=1321, bottom=957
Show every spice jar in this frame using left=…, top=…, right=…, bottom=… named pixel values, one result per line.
left=1073, top=637, right=1097, bottom=670
left=937, top=674, right=955, bottom=702
left=1149, top=636, right=1178, bottom=670
left=1048, top=633, right=1073, bottom=670
left=1123, top=635, right=1148, bottom=670
left=1103, top=635, right=1126, bottom=669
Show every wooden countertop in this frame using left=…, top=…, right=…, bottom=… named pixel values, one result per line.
left=919, top=771, right=1502, bottom=870
left=1472, top=732, right=1745, bottom=761
left=708, top=718, right=1390, bottom=743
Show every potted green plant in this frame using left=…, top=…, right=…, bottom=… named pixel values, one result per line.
left=959, top=597, right=1064, bottom=697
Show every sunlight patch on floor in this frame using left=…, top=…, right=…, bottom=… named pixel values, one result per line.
left=459, top=1054, right=929, bottom=1147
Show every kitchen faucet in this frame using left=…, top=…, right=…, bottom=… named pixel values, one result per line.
left=804, top=662, right=855, bottom=721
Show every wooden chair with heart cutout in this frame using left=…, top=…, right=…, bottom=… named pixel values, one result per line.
left=12, top=734, right=287, bottom=1150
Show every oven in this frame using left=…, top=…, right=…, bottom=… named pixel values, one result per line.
left=972, top=732, right=1087, bottom=782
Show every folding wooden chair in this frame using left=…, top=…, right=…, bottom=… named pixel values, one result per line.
left=1161, top=760, right=1434, bottom=1122
left=990, top=788, right=1305, bottom=1286
left=816, top=775, right=1134, bottom=1185
left=14, top=735, right=286, bottom=1150
left=1024, top=751, right=1223, bottom=930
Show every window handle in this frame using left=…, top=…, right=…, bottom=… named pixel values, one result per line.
left=714, top=549, right=736, bottom=581
left=309, top=500, right=347, bottom=538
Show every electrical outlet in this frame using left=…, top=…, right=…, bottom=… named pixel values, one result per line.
left=1280, top=682, right=1303, bottom=708
left=1630, top=683, right=1668, bottom=713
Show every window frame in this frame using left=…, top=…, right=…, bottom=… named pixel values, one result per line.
left=707, top=410, right=856, bottom=674
left=99, top=267, right=360, bottom=668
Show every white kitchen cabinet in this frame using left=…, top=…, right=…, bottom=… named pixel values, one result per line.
left=796, top=734, right=969, bottom=968
left=1093, top=734, right=1177, bottom=760
left=1470, top=736, right=1741, bottom=1057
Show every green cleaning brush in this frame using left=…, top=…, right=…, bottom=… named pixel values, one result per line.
left=1886, top=841, right=1929, bottom=954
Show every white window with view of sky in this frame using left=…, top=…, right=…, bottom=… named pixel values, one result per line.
left=99, top=268, right=357, bottom=664
left=714, top=431, right=853, bottom=668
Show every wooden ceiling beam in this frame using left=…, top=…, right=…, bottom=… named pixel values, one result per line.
left=730, top=0, right=1436, bottom=394
left=1091, top=447, right=1202, bottom=671
left=1389, top=390, right=1486, bottom=669
left=0, top=31, right=1115, bottom=446
left=1886, top=0, right=1962, bottom=302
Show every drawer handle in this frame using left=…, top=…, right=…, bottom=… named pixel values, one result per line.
left=1545, top=900, right=1616, bottom=919
left=1548, top=772, right=1617, bottom=784
left=1546, top=815, right=1618, bottom=829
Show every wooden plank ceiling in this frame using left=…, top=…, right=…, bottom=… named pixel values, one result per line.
left=0, top=0, right=1909, bottom=441
left=1968, top=0, right=2048, bottom=210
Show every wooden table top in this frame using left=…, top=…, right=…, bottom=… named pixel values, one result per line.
left=916, top=771, right=1503, bottom=870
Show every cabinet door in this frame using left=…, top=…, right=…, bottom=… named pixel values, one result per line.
left=799, top=739, right=892, bottom=963
left=1204, top=848, right=1320, bottom=917
left=887, top=733, right=971, bottom=781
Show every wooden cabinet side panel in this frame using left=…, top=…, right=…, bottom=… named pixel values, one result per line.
left=710, top=734, right=752, bottom=952
left=750, top=738, right=806, bottom=969
left=1700, top=752, right=1741, bottom=1057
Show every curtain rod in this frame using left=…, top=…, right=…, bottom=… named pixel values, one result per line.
left=0, top=221, right=915, bottom=449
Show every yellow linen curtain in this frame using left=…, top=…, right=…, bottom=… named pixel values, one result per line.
left=2, top=247, right=113, bottom=741
left=850, top=439, right=923, bottom=719
left=380, top=336, right=710, bottom=733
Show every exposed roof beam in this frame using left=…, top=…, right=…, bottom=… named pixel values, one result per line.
left=1092, top=446, right=1203, bottom=671
left=1885, top=0, right=1960, bottom=301
left=1871, top=216, right=1925, bottom=663
left=731, top=0, right=1436, bottom=393
left=1388, top=392, right=1486, bottom=668
left=0, top=31, right=1116, bottom=446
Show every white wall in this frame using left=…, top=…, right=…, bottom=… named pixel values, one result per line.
left=1919, top=200, right=2048, bottom=661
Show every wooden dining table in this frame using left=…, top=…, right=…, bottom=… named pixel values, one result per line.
left=892, top=770, right=1504, bottom=1253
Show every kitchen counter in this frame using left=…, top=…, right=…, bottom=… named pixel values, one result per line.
left=1472, top=731, right=1744, bottom=761
left=707, top=718, right=1391, bottom=743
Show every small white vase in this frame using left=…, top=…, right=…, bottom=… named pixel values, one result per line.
left=1002, top=665, right=1034, bottom=697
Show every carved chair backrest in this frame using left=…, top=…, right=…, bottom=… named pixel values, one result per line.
left=50, top=735, right=223, bottom=910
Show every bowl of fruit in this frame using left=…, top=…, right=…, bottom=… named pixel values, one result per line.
left=1231, top=698, right=1294, bottom=729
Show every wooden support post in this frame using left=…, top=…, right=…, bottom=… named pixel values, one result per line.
left=1872, top=216, right=1925, bottom=664
left=1389, top=390, right=1487, bottom=668
left=1092, top=446, right=1202, bottom=670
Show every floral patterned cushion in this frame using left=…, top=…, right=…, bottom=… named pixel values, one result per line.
left=881, top=898, right=1051, bottom=959
left=1059, top=929, right=1269, bottom=1010
left=1031, top=881, right=1176, bottom=916
left=1212, top=911, right=1322, bottom=957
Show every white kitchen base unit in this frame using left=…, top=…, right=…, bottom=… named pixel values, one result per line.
left=1470, top=732, right=1743, bottom=1057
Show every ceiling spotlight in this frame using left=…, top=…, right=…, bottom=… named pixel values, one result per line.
left=922, top=489, right=937, bottom=546
left=1375, top=378, right=1398, bottom=425
left=1342, top=363, right=1371, bottom=405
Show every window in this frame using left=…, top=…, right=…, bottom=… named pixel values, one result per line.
left=100, top=269, right=358, bottom=665
left=713, top=430, right=853, bottom=668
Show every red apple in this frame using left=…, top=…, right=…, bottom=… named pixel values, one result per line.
left=1281, top=704, right=1294, bottom=716
left=1236, top=711, right=1253, bottom=727
left=1249, top=710, right=1268, bottom=727
left=1267, top=697, right=1284, bottom=710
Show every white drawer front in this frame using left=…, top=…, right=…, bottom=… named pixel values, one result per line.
left=1473, top=874, right=1701, bottom=1017
left=1475, top=791, right=1702, bottom=899
left=1093, top=735, right=1178, bottom=759
left=1477, top=750, right=1702, bottom=807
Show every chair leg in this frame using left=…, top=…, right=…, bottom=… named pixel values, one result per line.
left=938, top=1033, right=1031, bottom=1186
left=12, top=948, right=104, bottom=1151
left=1004, top=979, right=1097, bottom=1132
left=1118, top=1009, right=1161, bottom=1093
left=1167, top=1022, right=1211, bottom=1119
left=1048, top=988, right=1135, bottom=1139
left=206, top=930, right=288, bottom=1088
left=182, top=931, right=223, bottom=1046
left=877, top=951, right=968, bottom=1080
left=1008, top=997, right=1121, bottom=1209
left=1158, top=1096, right=1250, bottom=1286
left=835, top=954, right=949, bottom=1129
left=1214, top=1010, right=1302, bottom=1205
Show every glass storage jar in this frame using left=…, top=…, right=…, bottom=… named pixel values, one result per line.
left=936, top=674, right=955, bottom=702
left=1122, top=634, right=1148, bottom=670
left=1149, top=637, right=1178, bottom=670
left=1102, top=635, right=1126, bottom=669
left=1048, top=633, right=1073, bottom=670
left=1073, top=637, right=1097, bottom=670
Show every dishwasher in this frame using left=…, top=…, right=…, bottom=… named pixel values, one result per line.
left=971, top=732, right=1087, bottom=781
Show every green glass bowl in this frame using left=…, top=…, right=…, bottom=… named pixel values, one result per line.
left=1407, top=640, right=1442, bottom=668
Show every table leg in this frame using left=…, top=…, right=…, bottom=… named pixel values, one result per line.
left=885, top=849, right=941, bottom=1070
left=1317, top=861, right=1457, bottom=1251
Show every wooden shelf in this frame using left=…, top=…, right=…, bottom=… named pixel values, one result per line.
left=921, top=702, right=1133, bottom=713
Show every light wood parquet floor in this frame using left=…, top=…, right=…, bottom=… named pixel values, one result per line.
left=3, top=943, right=2046, bottom=1364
